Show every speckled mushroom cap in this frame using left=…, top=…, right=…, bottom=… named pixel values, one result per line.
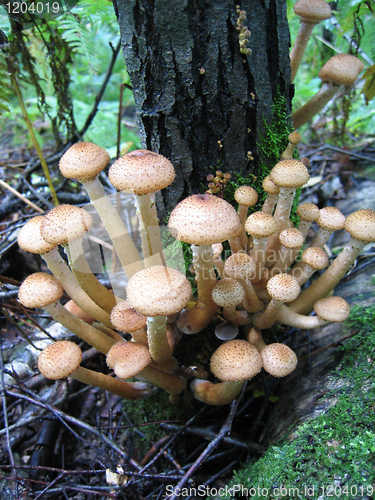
left=168, top=194, right=242, bottom=245
left=106, top=341, right=151, bottom=379
left=234, top=186, right=258, bottom=207
left=210, top=339, right=263, bottom=382
left=212, top=278, right=245, bottom=308
left=41, top=205, right=92, bottom=245
left=17, top=216, right=56, bottom=255
left=126, top=266, right=192, bottom=317
left=316, top=207, right=345, bottom=231
left=270, top=160, right=310, bottom=188
left=262, top=176, right=280, bottom=195
left=318, top=54, right=364, bottom=85
left=314, top=296, right=350, bottom=322
left=296, top=203, right=320, bottom=222
left=301, top=247, right=329, bottom=270
left=244, top=212, right=278, bottom=238
left=266, top=274, right=301, bottom=303
left=18, top=272, right=64, bottom=308
left=294, top=0, right=332, bottom=22
left=287, top=131, right=302, bottom=145
left=344, top=209, right=375, bottom=242
left=224, top=253, right=257, bottom=282
left=108, top=150, right=175, bottom=195
left=261, top=343, right=297, bottom=378
left=212, top=243, right=223, bottom=258
left=279, top=228, right=304, bottom=248
left=110, top=301, right=147, bottom=332
left=59, top=142, right=110, bottom=181
left=38, top=341, right=82, bottom=380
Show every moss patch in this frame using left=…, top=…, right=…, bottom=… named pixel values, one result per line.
left=224, top=305, right=375, bottom=499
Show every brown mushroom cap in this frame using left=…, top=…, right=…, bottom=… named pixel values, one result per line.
left=168, top=194, right=242, bottom=245
left=108, top=150, right=175, bottom=195
left=17, top=216, right=56, bottom=255
left=318, top=54, right=364, bottom=85
left=41, top=205, right=93, bottom=245
left=18, top=272, right=64, bottom=308
left=38, top=341, right=82, bottom=380
left=301, top=247, right=329, bottom=270
left=224, top=253, right=256, bottom=282
left=64, top=300, right=95, bottom=324
left=126, top=266, right=192, bottom=316
left=212, top=278, right=245, bottom=308
left=294, top=0, right=332, bottom=22
left=261, top=343, right=297, bottom=378
left=110, top=301, right=147, bottom=332
left=344, top=209, right=375, bottom=242
left=262, top=176, right=280, bottom=195
left=296, top=203, right=320, bottom=222
left=314, top=296, right=350, bottom=322
left=59, top=142, right=110, bottom=181
left=234, top=186, right=258, bottom=207
left=106, top=341, right=151, bottom=379
left=288, top=131, right=302, bottom=145
left=210, top=339, right=263, bottom=382
left=279, top=228, right=304, bottom=248
left=316, top=206, right=346, bottom=231
left=266, top=274, right=301, bottom=303
left=270, top=160, right=310, bottom=188
left=244, top=212, right=278, bottom=238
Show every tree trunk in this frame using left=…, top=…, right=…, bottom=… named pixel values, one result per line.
left=113, top=0, right=292, bottom=213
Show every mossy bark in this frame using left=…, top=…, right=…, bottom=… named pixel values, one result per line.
left=112, top=0, right=292, bottom=213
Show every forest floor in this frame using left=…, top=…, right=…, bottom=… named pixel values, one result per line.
left=1, top=136, right=375, bottom=499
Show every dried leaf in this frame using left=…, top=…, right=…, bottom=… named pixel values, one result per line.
left=362, top=64, right=375, bottom=105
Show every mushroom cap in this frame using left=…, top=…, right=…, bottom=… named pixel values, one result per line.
left=224, top=253, right=257, bottom=282
left=318, top=54, right=364, bottom=85
left=294, top=0, right=332, bottom=22
left=344, top=209, right=375, bottom=242
left=38, top=341, right=82, bottom=380
left=106, top=341, right=151, bottom=379
left=212, top=242, right=223, bottom=258
left=59, top=142, right=110, bottom=181
left=126, top=266, right=192, bottom=316
left=279, top=228, right=304, bottom=248
left=314, top=296, right=350, bottom=322
left=234, top=186, right=258, bottom=207
left=41, top=205, right=92, bottom=245
left=262, top=176, right=280, bottom=195
left=17, top=216, right=56, bottom=255
left=301, top=247, right=329, bottom=270
left=110, top=301, right=147, bottom=332
left=210, top=339, right=263, bottom=382
left=270, top=160, right=310, bottom=188
left=266, top=274, right=301, bottom=302
left=168, top=194, right=242, bottom=245
left=18, top=272, right=64, bottom=308
left=261, top=343, right=297, bottom=378
left=288, top=131, right=302, bottom=145
left=108, top=150, right=175, bottom=195
left=244, top=211, right=278, bottom=238
left=296, top=203, right=320, bottom=222
left=316, top=207, right=346, bottom=231
left=64, top=300, right=95, bottom=324
left=212, top=278, right=245, bottom=308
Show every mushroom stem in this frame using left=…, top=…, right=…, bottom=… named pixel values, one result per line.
left=292, top=82, right=339, bottom=129
left=83, top=178, right=144, bottom=278
left=72, top=366, right=154, bottom=400
left=190, top=379, right=243, bottom=405
left=223, top=306, right=251, bottom=326
left=146, top=315, right=173, bottom=363
left=290, top=21, right=316, bottom=82
left=137, top=366, right=185, bottom=395
left=42, top=247, right=113, bottom=329
left=275, top=304, right=327, bottom=329
left=252, top=299, right=283, bottom=330
left=135, top=192, right=166, bottom=267
left=246, top=328, right=267, bottom=351
left=44, top=301, right=117, bottom=353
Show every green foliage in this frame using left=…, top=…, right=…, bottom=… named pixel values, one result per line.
left=225, top=306, right=375, bottom=499
left=0, top=47, right=12, bottom=114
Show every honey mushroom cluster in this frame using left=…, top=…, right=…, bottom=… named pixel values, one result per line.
left=17, top=140, right=375, bottom=407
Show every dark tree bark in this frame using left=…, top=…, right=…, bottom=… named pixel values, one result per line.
left=113, top=0, right=293, bottom=213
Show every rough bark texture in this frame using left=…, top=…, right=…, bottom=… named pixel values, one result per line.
left=113, top=0, right=292, bottom=213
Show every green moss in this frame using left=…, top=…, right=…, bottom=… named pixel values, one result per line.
left=224, top=305, right=375, bottom=499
